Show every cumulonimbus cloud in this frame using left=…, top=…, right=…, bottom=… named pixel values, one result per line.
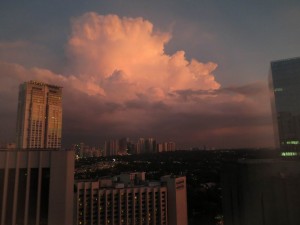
left=66, top=13, right=220, bottom=100
left=0, top=12, right=274, bottom=148
left=0, top=13, right=220, bottom=101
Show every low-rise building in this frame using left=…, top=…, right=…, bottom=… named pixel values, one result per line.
left=74, top=172, right=187, bottom=225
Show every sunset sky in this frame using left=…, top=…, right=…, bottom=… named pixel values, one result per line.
left=1, top=0, right=300, bottom=148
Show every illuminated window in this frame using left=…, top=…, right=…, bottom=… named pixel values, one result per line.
left=281, top=152, right=298, bottom=157
left=274, top=88, right=283, bottom=92
left=286, top=140, right=299, bottom=145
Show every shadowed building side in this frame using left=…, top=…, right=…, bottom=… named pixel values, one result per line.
left=222, top=159, right=300, bottom=225
left=0, top=149, right=74, bottom=225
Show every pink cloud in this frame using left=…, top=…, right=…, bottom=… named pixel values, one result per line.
left=67, top=13, right=220, bottom=100
left=0, top=13, right=274, bottom=148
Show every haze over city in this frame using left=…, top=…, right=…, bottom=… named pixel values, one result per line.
left=1, top=1, right=300, bottom=148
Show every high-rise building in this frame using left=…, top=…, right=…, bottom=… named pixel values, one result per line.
left=157, top=142, right=176, bottom=152
left=136, top=138, right=157, bottom=154
left=72, top=143, right=102, bottom=158
left=145, top=138, right=157, bottom=154
left=0, top=149, right=74, bottom=225
left=74, top=172, right=187, bottom=225
left=16, top=80, right=62, bottom=149
left=119, top=137, right=130, bottom=155
left=136, top=138, right=145, bottom=154
left=269, top=57, right=300, bottom=154
left=104, top=140, right=120, bottom=156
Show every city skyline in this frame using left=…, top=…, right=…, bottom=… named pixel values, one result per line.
left=1, top=1, right=300, bottom=148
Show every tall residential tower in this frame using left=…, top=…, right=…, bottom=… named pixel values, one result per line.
left=16, top=81, right=62, bottom=149
left=269, top=57, right=300, bottom=154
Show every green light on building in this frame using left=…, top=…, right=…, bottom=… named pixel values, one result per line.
left=286, top=140, right=300, bottom=145
left=274, top=88, right=283, bottom=92
left=281, top=152, right=298, bottom=157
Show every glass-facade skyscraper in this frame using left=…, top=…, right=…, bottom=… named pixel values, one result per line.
left=269, top=57, right=300, bottom=154
left=16, top=80, right=62, bottom=149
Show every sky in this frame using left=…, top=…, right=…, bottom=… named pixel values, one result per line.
left=1, top=0, right=300, bottom=149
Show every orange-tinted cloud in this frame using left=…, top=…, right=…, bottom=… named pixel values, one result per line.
left=66, top=13, right=220, bottom=100
left=0, top=13, right=274, bottom=148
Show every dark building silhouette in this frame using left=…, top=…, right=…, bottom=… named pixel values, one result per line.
left=269, top=57, right=300, bottom=154
left=0, top=149, right=74, bottom=225
left=222, top=159, right=300, bottom=225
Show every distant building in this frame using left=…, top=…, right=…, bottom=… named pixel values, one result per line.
left=136, top=138, right=145, bottom=154
left=222, top=159, right=300, bottom=225
left=16, top=81, right=62, bottom=149
left=73, top=143, right=102, bottom=158
left=158, top=142, right=176, bottom=152
left=0, top=149, right=74, bottom=225
left=269, top=57, right=300, bottom=155
left=145, top=138, right=157, bottom=154
left=136, top=138, right=159, bottom=154
left=104, top=140, right=120, bottom=156
left=74, top=172, right=187, bottom=225
left=119, top=137, right=130, bottom=155
left=79, top=142, right=85, bottom=158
